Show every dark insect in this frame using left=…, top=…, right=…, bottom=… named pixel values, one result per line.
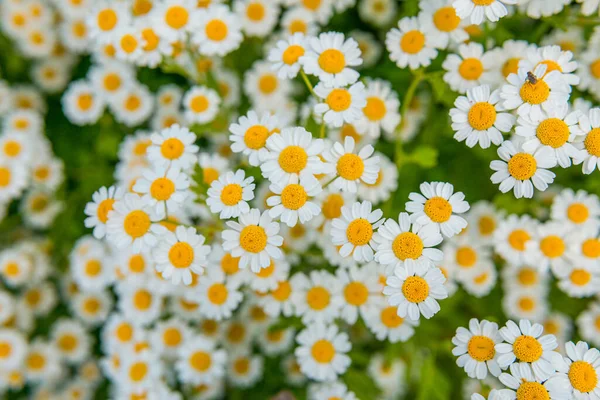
left=526, top=71, right=538, bottom=85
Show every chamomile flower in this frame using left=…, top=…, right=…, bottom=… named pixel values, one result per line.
left=72, top=290, right=113, bottom=327
left=551, top=188, right=600, bottom=231
left=176, top=335, right=227, bottom=385
left=51, top=319, right=90, bottom=364
left=554, top=341, right=600, bottom=399
left=353, top=79, right=401, bottom=138
left=443, top=43, right=498, bottom=94
left=505, top=290, right=547, bottom=322
left=148, top=124, right=199, bottom=170
left=311, top=381, right=357, bottom=400
left=62, top=80, right=106, bottom=126
left=450, top=84, right=515, bottom=148
left=578, top=303, right=600, bottom=348
left=453, top=0, right=517, bottom=25
left=291, top=270, right=342, bottom=324
left=207, top=169, right=255, bottom=219
left=0, top=162, right=28, bottom=203
left=72, top=251, right=114, bottom=292
left=300, top=32, right=362, bottom=87
left=495, top=319, right=559, bottom=381
left=574, top=107, right=600, bottom=174
left=153, top=0, right=196, bottom=41
left=420, top=0, right=468, bottom=49
left=194, top=269, right=243, bottom=320
left=336, top=265, right=381, bottom=324
left=385, top=16, right=438, bottom=70
left=452, top=318, right=502, bottom=379
left=227, top=351, right=264, bottom=387
left=150, top=318, right=191, bottom=358
left=259, top=278, right=295, bottom=318
left=566, top=230, right=600, bottom=269
left=558, top=266, right=599, bottom=298
left=260, top=127, right=324, bottom=187
left=520, top=45, right=580, bottom=87
left=87, top=1, right=131, bottom=41
left=257, top=325, right=295, bottom=356
left=494, top=214, right=538, bottom=265
left=358, top=0, right=397, bottom=26
left=0, top=329, right=27, bottom=370
left=578, top=50, right=600, bottom=100
left=234, top=0, right=279, bottom=37
left=84, top=186, right=125, bottom=240
left=268, top=33, right=307, bottom=79
left=0, top=248, right=33, bottom=288
left=313, top=82, right=366, bottom=129
left=23, top=340, right=61, bottom=383
left=183, top=86, right=221, bottom=124
left=0, top=132, right=32, bottom=165
left=524, top=222, right=570, bottom=275
left=153, top=226, right=210, bottom=285
left=3, top=109, right=42, bottom=136
left=267, top=174, right=322, bottom=227
left=364, top=302, right=418, bottom=343
left=443, top=235, right=491, bottom=281
left=383, top=261, right=448, bottom=321
left=229, top=111, right=279, bottom=167
left=322, top=136, right=379, bottom=193
left=498, top=362, right=569, bottom=399
left=406, top=181, right=470, bottom=238
left=465, top=201, right=503, bottom=246
left=244, top=60, right=293, bottom=108
left=330, top=200, right=383, bottom=262
left=295, top=322, right=351, bottom=382
left=490, top=140, right=557, bottom=199
left=192, top=5, right=243, bottom=56
left=110, top=83, right=154, bottom=127
left=249, top=257, right=290, bottom=294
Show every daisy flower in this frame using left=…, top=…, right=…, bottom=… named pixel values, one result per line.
left=350, top=30, right=383, bottom=69
left=364, top=303, right=418, bottom=343
left=495, top=319, right=560, bottom=381
left=442, top=42, right=498, bottom=94
left=504, top=290, right=548, bottom=323
left=244, top=60, right=293, bottom=108
left=71, top=252, right=114, bottom=292
left=383, top=261, right=448, bottom=321
left=191, top=5, right=243, bottom=56
left=452, top=0, right=517, bottom=25
left=554, top=341, right=600, bottom=399
left=336, top=265, right=382, bottom=324
left=61, top=80, right=106, bottom=126
left=268, top=33, right=307, bottom=79
left=260, top=127, right=324, bottom=187
left=385, top=16, right=438, bottom=70
left=359, top=0, right=397, bottom=26
left=84, top=186, right=125, bottom=240
left=330, top=200, right=383, bottom=262
left=234, top=0, right=279, bottom=37
left=551, top=188, right=600, bottom=232
left=494, top=214, right=538, bottom=265
left=87, top=1, right=131, bottom=41
left=153, top=226, right=210, bottom=285
left=405, top=181, right=470, bottom=238
left=290, top=270, right=343, bottom=324
left=465, top=201, right=503, bottom=246
left=524, top=221, right=570, bottom=276
left=51, top=319, right=90, bottom=364
left=176, top=335, right=227, bottom=385
left=500, top=64, right=570, bottom=120
left=153, top=0, right=196, bottom=41
left=294, top=322, right=351, bottom=382
left=183, top=86, right=221, bottom=125
left=0, top=329, right=27, bottom=370
left=498, top=362, right=569, bottom=399
left=566, top=230, right=600, bottom=269
left=490, top=140, right=556, bottom=199
left=353, top=79, right=401, bottom=138
left=443, top=235, right=491, bottom=281
left=452, top=318, right=502, bottom=379
left=375, top=211, right=443, bottom=271
left=133, top=166, right=190, bottom=215
left=23, top=340, right=61, bottom=383
left=578, top=49, right=600, bottom=99
left=116, top=283, right=163, bottom=327
left=105, top=193, right=166, bottom=253
left=248, top=257, right=290, bottom=294
left=574, top=107, right=600, bottom=174
left=300, top=32, right=362, bottom=87
left=113, top=27, right=144, bottom=63
left=198, top=153, right=229, bottom=186
left=110, top=83, right=154, bottom=127
left=313, top=82, right=367, bottom=128
left=520, top=45, right=580, bottom=87
left=207, top=169, right=255, bottom=219
left=0, top=162, right=28, bottom=203
left=193, top=269, right=244, bottom=321
left=461, top=262, right=498, bottom=298
left=147, top=124, right=199, bottom=170
left=267, top=174, right=322, bottom=227
left=311, top=381, right=357, bottom=400
left=578, top=302, right=600, bottom=348
left=450, top=84, right=515, bottom=148
left=258, top=278, right=295, bottom=318
left=322, top=136, right=380, bottom=193
left=280, top=7, right=319, bottom=37
left=221, top=208, right=284, bottom=272
left=229, top=110, right=279, bottom=166
left=357, top=152, right=398, bottom=204
left=557, top=265, right=600, bottom=298
left=420, top=0, right=468, bottom=49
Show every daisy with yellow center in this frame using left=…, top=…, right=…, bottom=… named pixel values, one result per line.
left=268, top=32, right=307, bottom=79
left=504, top=291, right=548, bottom=325
left=450, top=84, right=515, bottom=149
left=84, top=185, right=125, bottom=240
left=554, top=341, right=600, bottom=398
left=566, top=230, right=600, bottom=270
left=375, top=211, right=444, bottom=272
left=385, top=16, right=438, bottom=70
left=150, top=318, right=190, bottom=357
left=558, top=265, right=599, bottom=298
left=229, top=110, right=280, bottom=166
left=578, top=49, right=600, bottom=99
left=0, top=161, right=28, bottom=204
left=51, top=319, right=89, bottom=364
left=524, top=222, right=569, bottom=275
left=88, top=2, right=130, bottom=40
left=113, top=27, right=143, bottom=63
left=23, top=341, right=60, bottom=382
left=72, top=252, right=113, bottom=292
left=294, top=322, right=351, bottom=382
left=0, top=248, right=33, bottom=288
left=494, top=214, right=538, bottom=265
left=499, top=361, right=570, bottom=399
left=322, top=136, right=380, bottom=193
left=464, top=201, right=503, bottom=246
left=153, top=226, right=210, bottom=285
left=30, top=156, right=63, bottom=192
left=3, top=109, right=42, bottom=136
left=461, top=261, right=497, bottom=298
left=244, top=60, right=293, bottom=106
left=133, top=165, right=190, bottom=215
left=551, top=188, right=600, bottom=231
left=290, top=270, right=343, bottom=325
left=227, top=351, right=264, bottom=387
left=192, top=4, right=243, bottom=56
left=496, top=319, right=560, bottom=381
left=496, top=40, right=534, bottom=79
left=419, top=0, right=468, bottom=50
left=520, top=45, right=580, bottom=87
left=300, top=31, right=362, bottom=87
left=442, top=42, right=497, bottom=94
left=453, top=0, right=516, bottom=25
left=257, top=324, right=295, bottom=356
left=248, top=256, right=291, bottom=294
left=406, top=181, right=470, bottom=238
left=88, top=62, right=134, bottom=101
left=259, top=278, right=295, bottom=318
left=280, top=8, right=319, bottom=37
left=207, top=169, right=255, bottom=219
left=490, top=140, right=557, bottom=199
left=148, top=124, right=199, bottom=170
left=196, top=269, right=243, bottom=320
left=383, top=260, right=448, bottom=321
left=574, top=108, right=600, bottom=175
left=330, top=200, right=383, bottom=262
left=154, top=0, right=195, bottom=41
left=267, top=174, right=322, bottom=227
left=577, top=303, right=600, bottom=349
left=313, top=381, right=358, bottom=400
left=183, top=86, right=221, bottom=124
left=442, top=235, right=491, bottom=281
left=62, top=80, right=106, bottom=126
left=260, top=126, right=324, bottom=187
left=0, top=133, right=31, bottom=165
left=73, top=290, right=112, bottom=326
left=364, top=302, right=418, bottom=343
left=110, top=83, right=154, bottom=127
left=352, top=79, right=400, bottom=139
left=118, top=350, right=161, bottom=394
left=0, top=329, right=27, bottom=371
left=336, top=265, right=382, bottom=324
left=234, top=0, right=279, bottom=37
left=176, top=336, right=227, bottom=385
left=452, top=318, right=502, bottom=379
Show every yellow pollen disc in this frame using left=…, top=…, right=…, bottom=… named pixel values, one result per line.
left=472, top=0, right=494, bottom=4
left=582, top=239, right=600, bottom=258
left=163, top=328, right=181, bottom=347
left=540, top=235, right=565, bottom=258
left=141, top=28, right=159, bottom=51
left=150, top=177, right=175, bottom=201
left=474, top=272, right=489, bottom=284
left=125, top=95, right=141, bottom=112
left=221, top=253, right=240, bottom=274
left=278, top=146, right=308, bottom=173
left=239, top=225, right=268, bottom=253
left=536, top=118, right=569, bottom=148
left=467, top=335, right=496, bottom=362
left=381, top=306, right=403, bottom=328
left=516, top=381, right=549, bottom=400
left=165, top=6, right=188, bottom=29
left=518, top=267, right=538, bottom=286
left=459, top=58, right=484, bottom=80
left=267, top=329, right=284, bottom=342
left=318, top=49, right=346, bottom=74
left=590, top=60, right=600, bottom=79
left=283, top=45, right=304, bottom=65
left=129, top=255, right=145, bottom=273
left=34, top=166, right=49, bottom=181
left=25, top=290, right=40, bottom=306
left=344, top=282, right=368, bottom=306
left=179, top=299, right=199, bottom=311
left=392, top=232, right=424, bottom=260
left=311, top=339, right=335, bottom=363
left=289, top=20, right=307, bottom=34
left=123, top=210, right=151, bottom=238
left=476, top=216, right=495, bottom=236
left=513, top=335, right=543, bottom=362
left=326, top=88, right=352, bottom=112
left=337, top=153, right=364, bottom=181
left=0, top=167, right=11, bottom=187
left=160, top=138, right=185, bottom=159
left=346, top=218, right=373, bottom=246
left=456, top=246, right=477, bottom=268
left=58, top=334, right=78, bottom=352
left=280, top=184, right=308, bottom=210
left=220, top=184, right=243, bottom=206
left=168, top=242, right=194, bottom=269
left=540, top=60, right=562, bottom=74
left=14, top=119, right=29, bottom=130
left=120, top=34, right=138, bottom=54
left=97, top=9, right=117, bottom=31
left=244, top=125, right=270, bottom=150
left=256, top=260, right=275, bottom=278
left=133, top=0, right=153, bottom=16
left=468, top=102, right=497, bottom=131
left=433, top=6, right=460, bottom=32
left=133, top=290, right=152, bottom=310
left=340, top=124, right=361, bottom=143
left=402, top=276, right=430, bottom=303
left=508, top=229, right=531, bottom=251
left=363, top=97, right=386, bottom=121
left=520, top=79, right=550, bottom=105
left=201, top=320, right=218, bottom=334
left=190, top=351, right=212, bottom=371
left=85, top=260, right=102, bottom=276
left=190, top=95, right=209, bottom=113
left=570, top=268, right=592, bottom=286
left=205, top=19, right=228, bottom=41
left=83, top=298, right=101, bottom=314
left=400, top=30, right=425, bottom=54
left=508, top=153, right=537, bottom=180
left=4, top=262, right=20, bottom=277
left=227, top=323, right=246, bottom=343
left=27, top=353, right=46, bottom=370
left=272, top=281, right=292, bottom=301
left=0, top=342, right=12, bottom=359
left=103, top=73, right=121, bottom=92
left=234, top=358, right=250, bottom=374
left=502, top=57, right=521, bottom=77
left=207, top=283, right=228, bottom=305
left=289, top=224, right=306, bottom=238
left=306, top=286, right=330, bottom=310
left=302, top=0, right=322, bottom=10
left=203, top=167, right=219, bottom=185
left=246, top=2, right=265, bottom=21
left=77, top=94, right=93, bottom=111
left=567, top=203, right=589, bottom=224
left=96, top=198, right=115, bottom=224
left=569, top=361, right=598, bottom=393
left=424, top=197, right=452, bottom=223
left=322, top=194, right=344, bottom=219
left=584, top=128, right=600, bottom=156
left=519, top=296, right=535, bottom=311
left=544, top=320, right=558, bottom=335
left=259, top=74, right=278, bottom=94
left=3, top=141, right=21, bottom=158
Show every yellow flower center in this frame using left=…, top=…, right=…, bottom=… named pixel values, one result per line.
left=243, top=125, right=270, bottom=150
left=165, top=6, right=189, bottom=29
left=400, top=30, right=425, bottom=54
left=97, top=198, right=114, bottom=224
left=150, top=177, right=175, bottom=201
left=163, top=328, right=181, bottom=347
left=278, top=145, right=308, bottom=173
left=381, top=306, right=403, bottom=327
left=566, top=203, right=589, bottom=224
left=433, top=6, right=460, bottom=32
left=306, top=286, right=330, bottom=310
left=221, top=253, right=240, bottom=274
left=508, top=229, right=531, bottom=251
left=337, top=153, right=364, bottom=180
left=536, top=118, right=569, bottom=148
left=346, top=218, right=373, bottom=246
left=227, top=323, right=246, bottom=343
left=124, top=95, right=141, bottom=112
left=234, top=358, right=250, bottom=374
left=116, top=323, right=133, bottom=342
left=4, top=262, right=19, bottom=277
left=322, top=194, right=344, bottom=220
left=584, top=128, right=600, bottom=156
left=402, top=276, right=430, bottom=303
left=569, top=361, right=598, bottom=393
left=85, top=260, right=102, bottom=276
left=124, top=210, right=151, bottom=238
left=272, top=280, right=292, bottom=301
left=129, top=255, right=145, bottom=273
left=508, top=153, right=537, bottom=180
left=256, top=260, right=275, bottom=278
left=120, top=34, right=138, bottom=54
left=392, top=232, right=424, bottom=260
left=190, top=95, right=209, bottom=113
left=473, top=0, right=494, bottom=4
left=0, top=167, right=11, bottom=187
left=220, top=183, right=243, bottom=206
left=467, top=335, right=496, bottom=362
left=133, top=290, right=152, bottom=310
left=344, top=282, right=368, bottom=306
left=540, top=60, right=562, bottom=74
left=582, top=239, right=600, bottom=258
left=540, top=235, right=565, bottom=258
left=97, top=9, right=117, bottom=31
left=520, top=79, right=550, bottom=105
left=103, top=73, right=121, bottom=92
left=468, top=102, right=497, bottom=130
left=168, top=242, right=194, bottom=269
left=517, top=267, right=538, bottom=285
left=239, top=225, right=268, bottom=253
left=516, top=381, right=549, bottom=400
left=302, top=0, right=322, bottom=10
left=283, top=45, right=304, bottom=65
left=501, top=57, right=521, bottom=77
left=289, top=20, right=307, bottom=34
left=203, top=167, right=219, bottom=185
left=424, top=197, right=453, bottom=223
left=258, top=74, right=278, bottom=94
left=280, top=184, right=308, bottom=210
left=456, top=246, right=477, bottom=267
left=459, top=58, right=484, bottom=80
left=318, top=49, right=346, bottom=74
left=246, top=2, right=265, bottom=21
left=590, top=60, right=600, bottom=79
left=207, top=283, right=228, bottom=305
left=326, top=88, right=352, bottom=112
left=189, top=351, right=212, bottom=371
left=0, top=342, right=12, bottom=358
left=205, top=19, right=228, bottom=41
left=570, top=268, right=592, bottom=286
left=311, top=339, right=335, bottom=363
left=133, top=0, right=153, bottom=16
left=478, top=216, right=495, bottom=235
left=363, top=97, right=386, bottom=121
left=58, top=334, right=78, bottom=352
left=160, top=138, right=185, bottom=160
left=77, top=94, right=93, bottom=111
left=141, top=28, right=159, bottom=51
left=27, top=353, right=46, bottom=370
left=513, top=335, right=543, bottom=362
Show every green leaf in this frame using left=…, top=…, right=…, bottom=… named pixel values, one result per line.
left=407, top=146, right=439, bottom=168
left=342, top=368, right=381, bottom=400
left=416, top=353, right=451, bottom=400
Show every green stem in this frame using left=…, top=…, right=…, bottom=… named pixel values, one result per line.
left=300, top=69, right=317, bottom=98
left=320, top=121, right=326, bottom=138
left=396, top=69, right=425, bottom=169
